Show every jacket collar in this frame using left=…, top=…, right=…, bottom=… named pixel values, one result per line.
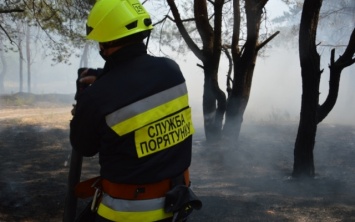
left=103, top=42, right=147, bottom=71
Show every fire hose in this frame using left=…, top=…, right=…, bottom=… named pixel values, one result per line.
left=63, top=68, right=101, bottom=222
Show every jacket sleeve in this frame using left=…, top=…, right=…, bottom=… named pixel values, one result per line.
left=70, top=93, right=100, bottom=157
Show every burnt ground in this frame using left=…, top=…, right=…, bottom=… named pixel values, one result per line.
left=0, top=94, right=355, bottom=222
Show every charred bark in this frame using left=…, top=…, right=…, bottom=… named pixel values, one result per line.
left=167, top=0, right=227, bottom=142
left=202, top=61, right=226, bottom=142
left=292, top=0, right=322, bottom=178
left=318, top=28, right=355, bottom=123
left=198, top=0, right=227, bottom=142
left=223, top=0, right=269, bottom=141
left=293, top=1, right=355, bottom=178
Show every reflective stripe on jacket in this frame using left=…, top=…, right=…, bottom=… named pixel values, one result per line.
left=97, top=194, right=172, bottom=222
left=106, top=82, right=194, bottom=158
left=106, top=83, right=188, bottom=136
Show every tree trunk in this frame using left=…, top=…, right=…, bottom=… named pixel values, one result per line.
left=223, top=0, right=265, bottom=142
left=195, top=0, right=226, bottom=143
left=292, top=86, right=318, bottom=177
left=202, top=60, right=226, bottom=142
left=292, top=0, right=322, bottom=178
left=26, top=25, right=31, bottom=93
left=0, top=38, right=6, bottom=94
left=19, top=40, right=23, bottom=93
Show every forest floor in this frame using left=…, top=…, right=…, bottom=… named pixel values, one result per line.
left=0, top=93, right=355, bottom=222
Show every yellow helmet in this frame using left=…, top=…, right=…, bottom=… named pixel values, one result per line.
left=86, top=0, right=153, bottom=43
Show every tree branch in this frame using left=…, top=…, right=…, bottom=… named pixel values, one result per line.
left=231, top=0, right=240, bottom=57
left=338, top=28, right=355, bottom=67
left=0, top=8, right=24, bottom=13
left=194, top=0, right=214, bottom=56
left=317, top=28, right=355, bottom=123
left=0, top=7, right=24, bottom=43
left=222, top=45, right=233, bottom=96
left=166, top=0, right=203, bottom=60
left=329, top=28, right=355, bottom=71
left=0, top=24, right=15, bottom=44
left=207, top=0, right=215, bottom=5
left=257, top=31, right=280, bottom=51
left=213, top=0, right=224, bottom=54
left=153, top=14, right=195, bottom=26
left=153, top=15, right=170, bottom=26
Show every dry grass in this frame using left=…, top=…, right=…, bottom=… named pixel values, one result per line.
left=0, top=106, right=72, bottom=129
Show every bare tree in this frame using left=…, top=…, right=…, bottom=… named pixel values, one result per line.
left=292, top=0, right=355, bottom=178
left=222, top=0, right=279, bottom=141
left=0, top=0, right=93, bottom=63
left=159, top=0, right=279, bottom=143
left=0, top=0, right=94, bottom=93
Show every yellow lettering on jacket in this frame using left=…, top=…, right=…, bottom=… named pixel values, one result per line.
left=135, top=108, right=194, bottom=158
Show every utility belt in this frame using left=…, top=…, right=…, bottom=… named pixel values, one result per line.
left=74, top=169, right=202, bottom=222
left=102, top=170, right=190, bottom=200
left=75, top=169, right=189, bottom=200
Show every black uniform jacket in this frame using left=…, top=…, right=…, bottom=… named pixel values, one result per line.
left=70, top=43, right=192, bottom=184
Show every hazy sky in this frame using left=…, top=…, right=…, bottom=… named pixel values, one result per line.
left=1, top=0, right=354, bottom=126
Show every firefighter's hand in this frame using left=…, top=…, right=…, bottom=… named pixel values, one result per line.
left=71, top=104, right=76, bottom=116
left=75, top=68, right=102, bottom=101
left=79, top=68, right=97, bottom=85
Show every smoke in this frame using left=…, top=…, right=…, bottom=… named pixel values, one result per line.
left=1, top=0, right=354, bottom=126
left=183, top=8, right=355, bottom=215
left=182, top=46, right=355, bottom=128
left=1, top=39, right=353, bottom=127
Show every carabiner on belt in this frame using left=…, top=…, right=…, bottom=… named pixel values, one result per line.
left=90, top=177, right=102, bottom=212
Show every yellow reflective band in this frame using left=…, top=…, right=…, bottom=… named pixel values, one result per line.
left=135, top=108, right=194, bottom=158
left=106, top=83, right=188, bottom=136
left=110, top=94, right=189, bottom=136
left=97, top=202, right=172, bottom=222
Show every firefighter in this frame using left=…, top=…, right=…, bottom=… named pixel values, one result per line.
left=70, top=0, right=201, bottom=221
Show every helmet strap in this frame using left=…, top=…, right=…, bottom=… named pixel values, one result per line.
left=145, top=31, right=151, bottom=49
